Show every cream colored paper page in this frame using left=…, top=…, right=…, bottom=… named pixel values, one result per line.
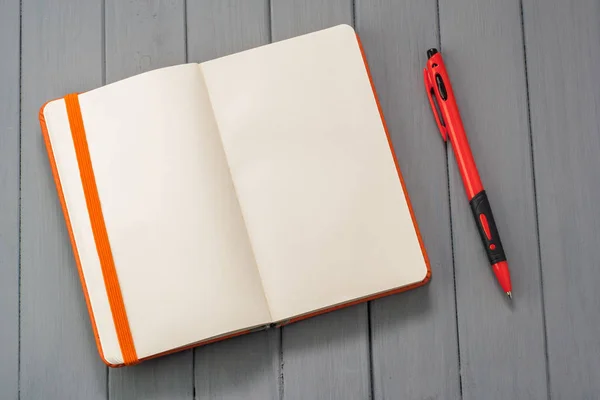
left=42, top=64, right=271, bottom=364
left=201, top=25, right=428, bottom=321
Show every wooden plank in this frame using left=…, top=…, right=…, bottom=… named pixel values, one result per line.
left=271, top=0, right=353, bottom=41
left=20, top=0, right=107, bottom=398
left=271, top=5, right=371, bottom=399
left=522, top=0, right=600, bottom=398
left=110, top=353, right=193, bottom=400
left=105, top=0, right=187, bottom=81
left=0, top=0, right=20, bottom=398
left=355, top=0, right=461, bottom=398
left=439, top=0, right=548, bottom=398
left=187, top=0, right=270, bottom=62
left=195, top=330, right=280, bottom=400
left=281, top=308, right=370, bottom=400
left=104, top=1, right=193, bottom=397
left=186, top=2, right=279, bottom=399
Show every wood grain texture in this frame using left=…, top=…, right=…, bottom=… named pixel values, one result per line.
left=104, top=0, right=193, bottom=397
left=282, top=308, right=370, bottom=400
left=0, top=0, right=20, bottom=398
left=355, top=0, right=461, bottom=398
left=271, top=2, right=371, bottom=399
left=522, top=0, right=600, bottom=398
left=440, top=0, right=548, bottom=398
left=20, top=0, right=107, bottom=399
left=270, top=0, right=353, bottom=41
left=186, top=1, right=279, bottom=399
left=195, top=329, right=280, bottom=400
left=187, top=0, right=270, bottom=62
left=105, top=0, right=186, bottom=82
left=110, top=352, right=193, bottom=400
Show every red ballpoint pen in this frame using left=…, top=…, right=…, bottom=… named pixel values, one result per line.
left=423, top=48, right=513, bottom=298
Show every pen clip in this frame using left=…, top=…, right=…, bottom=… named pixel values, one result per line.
left=423, top=68, right=447, bottom=142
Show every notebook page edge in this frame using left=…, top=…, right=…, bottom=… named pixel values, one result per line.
left=199, top=24, right=355, bottom=70
left=273, top=267, right=430, bottom=324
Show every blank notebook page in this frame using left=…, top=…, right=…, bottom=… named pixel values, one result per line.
left=202, top=25, right=428, bottom=321
left=42, top=64, right=271, bottom=363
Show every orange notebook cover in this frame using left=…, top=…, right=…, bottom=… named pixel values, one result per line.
left=39, top=25, right=430, bottom=367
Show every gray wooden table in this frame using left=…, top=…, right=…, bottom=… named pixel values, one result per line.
left=2, top=0, right=599, bottom=399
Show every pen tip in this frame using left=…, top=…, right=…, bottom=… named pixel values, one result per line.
left=506, top=291, right=512, bottom=299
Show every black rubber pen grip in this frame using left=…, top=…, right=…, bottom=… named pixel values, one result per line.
left=469, top=190, right=507, bottom=265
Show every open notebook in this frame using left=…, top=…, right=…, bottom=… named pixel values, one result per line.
left=39, top=24, right=430, bottom=367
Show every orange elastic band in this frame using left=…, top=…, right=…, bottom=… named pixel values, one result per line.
left=65, top=94, right=138, bottom=365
